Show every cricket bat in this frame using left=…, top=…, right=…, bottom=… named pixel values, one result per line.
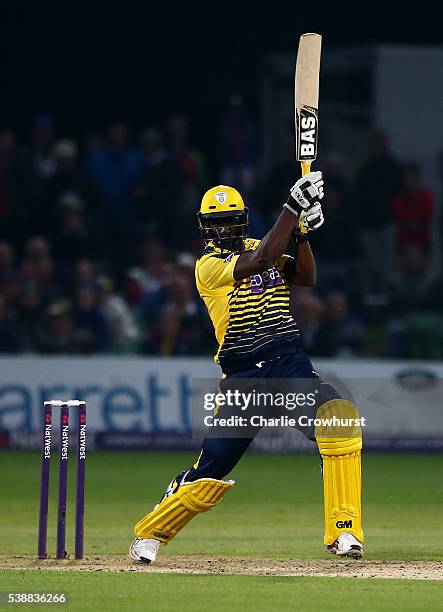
left=295, top=33, right=322, bottom=177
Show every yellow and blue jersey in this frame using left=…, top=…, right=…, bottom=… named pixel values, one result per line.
left=195, top=239, right=300, bottom=374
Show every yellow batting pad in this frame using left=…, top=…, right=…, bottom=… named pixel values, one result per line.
left=315, top=399, right=363, bottom=441
left=134, top=478, right=235, bottom=543
left=316, top=400, right=364, bottom=545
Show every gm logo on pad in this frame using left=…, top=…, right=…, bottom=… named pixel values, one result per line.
left=336, top=520, right=353, bottom=528
left=215, top=192, right=227, bottom=203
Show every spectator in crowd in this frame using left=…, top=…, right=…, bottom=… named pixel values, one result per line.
left=0, top=293, right=22, bottom=352
left=97, top=275, right=140, bottom=352
left=352, top=130, right=401, bottom=296
left=125, top=236, right=167, bottom=305
left=387, top=243, right=435, bottom=311
left=219, top=95, right=256, bottom=200
left=0, top=130, right=21, bottom=242
left=309, top=182, right=356, bottom=294
left=31, top=255, right=59, bottom=305
left=138, top=260, right=175, bottom=332
left=167, top=114, right=208, bottom=219
left=313, top=292, right=365, bottom=357
left=21, top=114, right=57, bottom=180
left=84, top=130, right=105, bottom=156
left=17, top=115, right=57, bottom=234
left=385, top=245, right=443, bottom=359
left=391, top=162, right=434, bottom=254
left=176, top=251, right=196, bottom=276
left=16, top=281, right=42, bottom=350
left=0, top=242, right=21, bottom=327
left=292, top=288, right=323, bottom=354
left=131, top=128, right=183, bottom=243
left=70, top=258, right=103, bottom=316
left=0, top=270, right=21, bottom=309
left=33, top=299, right=94, bottom=354
left=74, top=258, right=97, bottom=287
left=323, top=151, right=349, bottom=198
left=0, top=241, right=15, bottom=279
left=21, top=236, right=51, bottom=280
left=46, top=140, right=98, bottom=233
left=24, top=235, right=50, bottom=258
left=75, top=283, right=109, bottom=351
left=87, top=122, right=142, bottom=231
left=145, top=267, right=209, bottom=355
left=51, top=192, right=96, bottom=268
left=21, top=237, right=60, bottom=305
left=260, top=137, right=295, bottom=223
left=353, top=130, right=400, bottom=229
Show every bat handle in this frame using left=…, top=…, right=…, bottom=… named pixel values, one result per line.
left=301, top=162, right=311, bottom=176
left=298, top=162, right=312, bottom=234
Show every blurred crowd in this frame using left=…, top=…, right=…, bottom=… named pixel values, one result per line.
left=0, top=111, right=442, bottom=359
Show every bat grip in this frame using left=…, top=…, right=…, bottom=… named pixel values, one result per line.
left=301, top=162, right=311, bottom=176
left=298, top=162, right=312, bottom=234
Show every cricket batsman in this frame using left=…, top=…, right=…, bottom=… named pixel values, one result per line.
left=130, top=172, right=364, bottom=563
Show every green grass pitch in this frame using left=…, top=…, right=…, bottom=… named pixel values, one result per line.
left=0, top=451, right=442, bottom=611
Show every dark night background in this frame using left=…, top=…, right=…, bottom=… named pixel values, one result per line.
left=1, top=1, right=441, bottom=146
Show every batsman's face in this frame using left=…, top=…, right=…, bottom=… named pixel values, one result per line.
left=218, top=225, right=234, bottom=237
left=210, top=220, right=241, bottom=238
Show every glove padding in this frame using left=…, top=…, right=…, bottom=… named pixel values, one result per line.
left=284, top=171, right=324, bottom=217
left=300, top=203, right=324, bottom=230
left=293, top=203, right=325, bottom=243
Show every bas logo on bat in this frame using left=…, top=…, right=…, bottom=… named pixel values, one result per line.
left=297, top=105, right=318, bottom=160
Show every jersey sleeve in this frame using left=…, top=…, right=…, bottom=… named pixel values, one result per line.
left=275, top=253, right=293, bottom=271
left=196, top=253, right=240, bottom=291
left=275, top=253, right=295, bottom=283
left=245, top=238, right=292, bottom=273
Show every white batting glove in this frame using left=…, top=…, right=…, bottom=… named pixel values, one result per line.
left=292, top=203, right=325, bottom=243
left=300, top=203, right=324, bottom=230
left=283, top=171, right=324, bottom=217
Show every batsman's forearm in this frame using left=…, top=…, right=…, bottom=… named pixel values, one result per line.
left=234, top=208, right=299, bottom=280
left=255, top=209, right=299, bottom=266
left=294, top=242, right=317, bottom=286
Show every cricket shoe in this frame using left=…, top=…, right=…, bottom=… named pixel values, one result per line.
left=129, top=538, right=161, bottom=564
left=327, top=532, right=363, bottom=559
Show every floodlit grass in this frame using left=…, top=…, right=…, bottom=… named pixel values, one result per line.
left=1, top=451, right=442, bottom=560
left=1, top=451, right=442, bottom=611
